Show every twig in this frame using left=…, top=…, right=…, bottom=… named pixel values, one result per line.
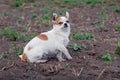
left=0, top=62, right=14, bottom=71
left=96, top=68, right=106, bottom=80
left=72, top=67, right=84, bottom=77
left=79, top=67, right=84, bottom=77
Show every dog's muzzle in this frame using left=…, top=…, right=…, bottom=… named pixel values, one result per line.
left=64, top=23, right=68, bottom=28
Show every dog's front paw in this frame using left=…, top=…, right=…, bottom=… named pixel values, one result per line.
left=68, top=56, right=72, bottom=60
left=58, top=58, right=66, bottom=62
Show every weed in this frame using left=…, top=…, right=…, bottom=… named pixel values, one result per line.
left=31, top=12, right=38, bottom=19
left=72, top=33, right=84, bottom=40
left=69, top=43, right=86, bottom=51
left=85, top=33, right=94, bottom=40
left=3, top=52, right=9, bottom=58
left=65, top=63, right=71, bottom=68
left=1, top=28, right=19, bottom=41
left=99, top=1, right=108, bottom=22
left=116, top=24, right=120, bottom=32
left=12, top=44, right=23, bottom=55
left=114, top=6, right=120, bottom=13
left=39, top=13, right=50, bottom=25
left=32, top=3, right=38, bottom=7
left=22, top=25, right=29, bottom=30
left=95, top=24, right=108, bottom=29
left=16, top=16, right=24, bottom=24
left=12, top=0, right=24, bottom=7
left=102, top=53, right=117, bottom=61
left=116, top=40, right=120, bottom=54
left=0, top=28, right=24, bottom=41
left=82, top=0, right=101, bottom=6
left=22, top=32, right=37, bottom=42
left=72, top=30, right=94, bottom=40
left=0, top=12, right=11, bottom=17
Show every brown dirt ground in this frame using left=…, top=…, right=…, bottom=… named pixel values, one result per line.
left=0, top=0, right=120, bottom=80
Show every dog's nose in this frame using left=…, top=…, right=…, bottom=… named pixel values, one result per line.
left=64, top=23, right=68, bottom=28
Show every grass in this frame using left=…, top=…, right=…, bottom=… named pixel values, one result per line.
left=39, top=13, right=50, bottom=25
left=68, top=43, right=86, bottom=51
left=0, top=27, right=38, bottom=42
left=0, top=28, right=24, bottom=41
left=114, top=5, right=120, bottom=13
left=22, top=32, right=38, bottom=42
left=16, top=16, right=24, bottom=24
left=3, top=52, right=9, bottom=59
left=31, top=12, right=38, bottom=19
left=12, top=0, right=24, bottom=7
left=0, top=12, right=11, bottom=17
left=32, top=3, right=38, bottom=7
left=92, top=21, right=108, bottom=29
left=72, top=30, right=94, bottom=40
left=12, top=44, right=23, bottom=55
left=116, top=24, right=120, bottom=32
left=102, top=53, right=117, bottom=61
left=116, top=40, right=120, bottom=54
left=82, top=0, right=101, bottom=5
left=22, top=25, right=29, bottom=31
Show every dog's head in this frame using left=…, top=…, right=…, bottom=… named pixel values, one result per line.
left=52, top=12, right=70, bottom=32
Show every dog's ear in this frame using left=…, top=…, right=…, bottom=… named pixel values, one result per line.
left=52, top=13, right=58, bottom=21
left=66, top=12, right=69, bottom=19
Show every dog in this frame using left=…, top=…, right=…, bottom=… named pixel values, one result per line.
left=19, top=12, right=72, bottom=63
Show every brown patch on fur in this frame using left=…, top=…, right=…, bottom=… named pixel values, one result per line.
left=37, top=34, right=48, bottom=40
left=21, top=53, right=27, bottom=62
left=28, top=47, right=32, bottom=51
left=53, top=16, right=61, bottom=25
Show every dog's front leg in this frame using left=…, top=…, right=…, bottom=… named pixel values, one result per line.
left=57, top=52, right=66, bottom=62
left=57, top=45, right=72, bottom=60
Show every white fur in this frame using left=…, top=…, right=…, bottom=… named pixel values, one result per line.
left=20, top=12, right=72, bottom=63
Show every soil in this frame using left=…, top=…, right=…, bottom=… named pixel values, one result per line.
left=0, top=0, right=120, bottom=80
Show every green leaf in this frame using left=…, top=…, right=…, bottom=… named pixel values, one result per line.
left=118, top=40, right=120, bottom=47
left=102, top=53, right=116, bottom=61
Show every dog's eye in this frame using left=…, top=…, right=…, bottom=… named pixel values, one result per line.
left=66, top=21, right=69, bottom=23
left=58, top=22, right=63, bottom=25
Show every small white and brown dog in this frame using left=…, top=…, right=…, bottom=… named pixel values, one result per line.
left=19, top=12, right=72, bottom=63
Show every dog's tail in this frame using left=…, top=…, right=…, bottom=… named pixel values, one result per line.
left=19, top=53, right=27, bottom=62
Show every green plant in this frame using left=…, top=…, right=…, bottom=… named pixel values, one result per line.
left=116, top=24, right=120, bottom=32
left=85, top=32, right=94, bottom=40
left=0, top=12, right=11, bottom=17
left=22, top=32, right=38, bottom=42
left=102, top=53, right=117, bottom=61
left=22, top=25, right=29, bottom=30
left=116, top=40, right=120, bottom=54
left=95, top=24, right=108, bottom=29
left=114, top=6, right=120, bottom=13
left=99, top=1, right=108, bottom=22
left=0, top=28, right=24, bottom=41
left=72, top=30, right=94, bottom=40
left=3, top=52, right=9, bottom=58
left=82, top=0, right=101, bottom=6
left=16, top=16, right=24, bottom=24
left=12, top=0, right=23, bottom=7
left=68, top=43, right=86, bottom=51
left=31, top=12, right=38, bottom=18
left=12, top=44, right=23, bottom=55
left=32, top=3, right=38, bottom=7
left=65, top=63, right=71, bottom=68
left=39, top=13, right=51, bottom=25
left=72, top=33, right=84, bottom=40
